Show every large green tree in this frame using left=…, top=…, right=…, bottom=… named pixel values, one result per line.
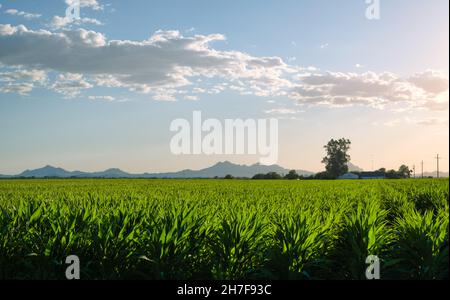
left=322, top=138, right=352, bottom=179
left=398, top=165, right=412, bottom=179
left=285, top=170, right=299, bottom=180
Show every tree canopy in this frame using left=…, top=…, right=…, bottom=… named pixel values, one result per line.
left=322, top=138, right=352, bottom=179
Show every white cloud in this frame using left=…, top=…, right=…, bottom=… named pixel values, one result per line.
left=320, top=43, right=329, bottom=49
left=88, top=95, right=115, bottom=101
left=48, top=0, right=104, bottom=29
left=0, top=69, right=47, bottom=82
left=153, top=93, right=177, bottom=102
left=0, top=82, right=34, bottom=95
left=424, top=90, right=449, bottom=111
left=50, top=15, right=103, bottom=29
left=417, top=118, right=449, bottom=126
left=184, top=95, right=198, bottom=101
left=192, top=87, right=207, bottom=94
left=66, top=0, right=103, bottom=11
left=409, top=70, right=449, bottom=94
left=290, top=71, right=448, bottom=110
left=229, top=85, right=246, bottom=93
left=5, top=9, right=42, bottom=20
left=265, top=108, right=302, bottom=115
left=0, top=25, right=293, bottom=100
left=0, top=24, right=16, bottom=35
left=0, top=68, right=47, bottom=95
left=51, top=73, right=93, bottom=97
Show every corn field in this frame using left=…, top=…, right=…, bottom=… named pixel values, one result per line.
left=0, top=179, right=448, bottom=280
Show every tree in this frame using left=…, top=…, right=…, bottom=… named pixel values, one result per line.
left=266, top=172, right=282, bottom=180
left=314, top=171, right=333, bottom=180
left=285, top=170, right=299, bottom=180
left=386, top=169, right=399, bottom=179
left=252, top=172, right=282, bottom=180
left=224, top=174, right=234, bottom=179
left=384, top=166, right=411, bottom=179
left=398, top=165, right=412, bottom=179
left=321, top=138, right=352, bottom=179
left=377, top=168, right=386, bottom=173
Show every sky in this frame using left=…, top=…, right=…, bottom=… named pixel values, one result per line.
left=0, top=0, right=448, bottom=175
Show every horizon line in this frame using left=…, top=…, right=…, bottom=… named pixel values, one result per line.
left=0, top=160, right=448, bottom=177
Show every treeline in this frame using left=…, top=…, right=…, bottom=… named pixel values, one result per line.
left=361, top=166, right=415, bottom=179
left=252, top=170, right=314, bottom=180
left=251, top=170, right=339, bottom=180
left=223, top=165, right=421, bottom=181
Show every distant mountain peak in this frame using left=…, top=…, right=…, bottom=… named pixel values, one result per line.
left=42, top=165, right=58, bottom=170
left=215, top=161, right=235, bottom=166
left=104, top=168, right=124, bottom=172
left=18, top=165, right=72, bottom=178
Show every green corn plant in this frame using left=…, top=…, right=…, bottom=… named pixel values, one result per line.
left=386, top=206, right=449, bottom=280
left=133, top=205, right=208, bottom=280
left=331, top=198, right=393, bottom=280
left=409, top=186, right=449, bottom=215
left=265, top=209, right=338, bottom=279
left=209, top=212, right=268, bottom=280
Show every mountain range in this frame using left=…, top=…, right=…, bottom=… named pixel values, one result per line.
left=0, top=161, right=314, bottom=179
left=0, top=161, right=446, bottom=179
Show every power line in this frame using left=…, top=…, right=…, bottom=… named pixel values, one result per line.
left=421, top=160, right=424, bottom=179
left=435, top=154, right=441, bottom=179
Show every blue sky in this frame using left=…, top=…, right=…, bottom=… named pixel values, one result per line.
left=0, top=0, right=448, bottom=174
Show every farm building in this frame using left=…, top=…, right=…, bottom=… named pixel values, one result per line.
left=360, top=171, right=386, bottom=180
left=339, top=173, right=359, bottom=179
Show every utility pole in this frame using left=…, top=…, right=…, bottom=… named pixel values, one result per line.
left=413, top=165, right=416, bottom=179
left=435, top=154, right=441, bottom=179
left=421, top=160, right=424, bottom=179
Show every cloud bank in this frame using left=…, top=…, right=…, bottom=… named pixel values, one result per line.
left=0, top=24, right=448, bottom=111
